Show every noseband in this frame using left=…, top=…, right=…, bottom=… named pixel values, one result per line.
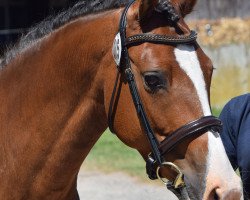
left=108, top=0, right=222, bottom=196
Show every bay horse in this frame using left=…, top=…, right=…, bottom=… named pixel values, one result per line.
left=0, top=0, right=243, bottom=199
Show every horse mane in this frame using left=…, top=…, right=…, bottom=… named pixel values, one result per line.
left=0, top=0, right=181, bottom=67
left=0, top=0, right=129, bottom=67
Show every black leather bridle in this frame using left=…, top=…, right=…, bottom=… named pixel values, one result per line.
left=108, top=0, right=222, bottom=198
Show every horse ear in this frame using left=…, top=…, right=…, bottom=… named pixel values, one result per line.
left=172, top=0, right=197, bottom=17
left=138, top=0, right=158, bottom=22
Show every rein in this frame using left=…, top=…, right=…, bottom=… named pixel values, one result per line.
left=108, top=0, right=222, bottom=198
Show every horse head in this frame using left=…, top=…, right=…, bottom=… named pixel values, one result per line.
left=105, top=0, right=243, bottom=199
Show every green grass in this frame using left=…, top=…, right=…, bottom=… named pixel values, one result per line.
left=83, top=129, right=147, bottom=179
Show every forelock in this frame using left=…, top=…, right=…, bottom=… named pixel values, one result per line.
left=155, top=0, right=180, bottom=23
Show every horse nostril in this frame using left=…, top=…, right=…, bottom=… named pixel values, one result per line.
left=210, top=187, right=243, bottom=200
left=214, top=192, right=219, bottom=200
left=210, top=189, right=220, bottom=200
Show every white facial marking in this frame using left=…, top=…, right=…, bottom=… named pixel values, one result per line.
left=174, top=44, right=243, bottom=196
left=174, top=44, right=211, bottom=116
left=206, top=131, right=243, bottom=196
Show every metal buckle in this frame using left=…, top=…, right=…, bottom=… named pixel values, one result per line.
left=156, top=162, right=185, bottom=189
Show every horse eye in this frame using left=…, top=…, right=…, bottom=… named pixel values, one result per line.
left=143, top=72, right=165, bottom=92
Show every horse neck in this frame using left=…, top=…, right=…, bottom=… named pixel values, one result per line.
left=0, top=10, right=119, bottom=198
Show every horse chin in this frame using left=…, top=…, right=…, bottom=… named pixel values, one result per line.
left=183, top=179, right=204, bottom=200
left=179, top=187, right=191, bottom=200
left=184, top=186, right=198, bottom=200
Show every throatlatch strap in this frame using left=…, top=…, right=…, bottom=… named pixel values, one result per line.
left=108, top=70, right=120, bottom=133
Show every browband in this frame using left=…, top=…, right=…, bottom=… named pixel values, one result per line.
left=126, top=30, right=197, bottom=46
